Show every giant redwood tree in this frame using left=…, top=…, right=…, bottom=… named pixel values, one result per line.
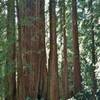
left=17, top=0, right=47, bottom=100
left=48, top=0, right=59, bottom=100
left=72, top=0, right=82, bottom=93
left=0, top=0, right=99, bottom=99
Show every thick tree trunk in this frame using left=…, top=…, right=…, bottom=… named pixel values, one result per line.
left=62, top=0, right=69, bottom=99
left=6, top=0, right=16, bottom=100
left=72, top=0, right=82, bottom=93
left=48, top=0, right=59, bottom=100
left=17, top=0, right=47, bottom=100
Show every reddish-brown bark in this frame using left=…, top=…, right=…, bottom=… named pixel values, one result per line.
left=37, top=0, right=47, bottom=99
left=17, top=0, right=47, bottom=100
left=62, top=0, right=69, bottom=99
left=72, top=0, right=82, bottom=93
left=48, top=0, right=59, bottom=100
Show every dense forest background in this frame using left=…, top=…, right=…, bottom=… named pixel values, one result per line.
left=0, top=0, right=100, bottom=100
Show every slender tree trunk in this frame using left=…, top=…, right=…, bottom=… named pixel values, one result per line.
left=72, top=0, right=82, bottom=93
left=91, top=23, right=97, bottom=100
left=90, top=0, right=97, bottom=99
left=58, top=0, right=63, bottom=98
left=6, top=0, right=16, bottom=100
left=62, top=0, right=69, bottom=99
left=48, top=0, right=59, bottom=100
left=16, top=0, right=23, bottom=99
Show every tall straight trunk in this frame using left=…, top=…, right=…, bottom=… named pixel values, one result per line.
left=62, top=0, right=69, bottom=99
left=16, top=0, right=23, bottom=99
left=37, top=0, right=47, bottom=99
left=58, top=0, right=64, bottom=98
left=17, top=0, right=47, bottom=100
left=48, top=0, right=59, bottom=100
left=91, top=22, right=97, bottom=100
left=90, top=0, right=97, bottom=99
left=72, top=0, right=82, bottom=93
left=6, top=0, right=16, bottom=100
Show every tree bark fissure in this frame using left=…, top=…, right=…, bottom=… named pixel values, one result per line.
left=17, top=0, right=47, bottom=100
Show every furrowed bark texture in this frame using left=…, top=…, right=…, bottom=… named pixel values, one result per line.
left=72, top=0, right=82, bottom=93
left=17, top=0, right=47, bottom=100
left=48, top=0, right=59, bottom=100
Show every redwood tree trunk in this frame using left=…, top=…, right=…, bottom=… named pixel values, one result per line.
left=17, top=0, right=47, bottom=100
left=62, top=0, right=69, bottom=99
left=37, top=0, right=47, bottom=99
left=48, top=0, right=59, bottom=100
left=6, top=0, right=16, bottom=100
left=72, top=0, right=82, bottom=93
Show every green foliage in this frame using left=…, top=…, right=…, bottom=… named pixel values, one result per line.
left=0, top=0, right=16, bottom=98
left=73, top=89, right=100, bottom=100
left=74, top=90, right=92, bottom=100
left=0, top=0, right=100, bottom=99
left=26, top=96, right=33, bottom=100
